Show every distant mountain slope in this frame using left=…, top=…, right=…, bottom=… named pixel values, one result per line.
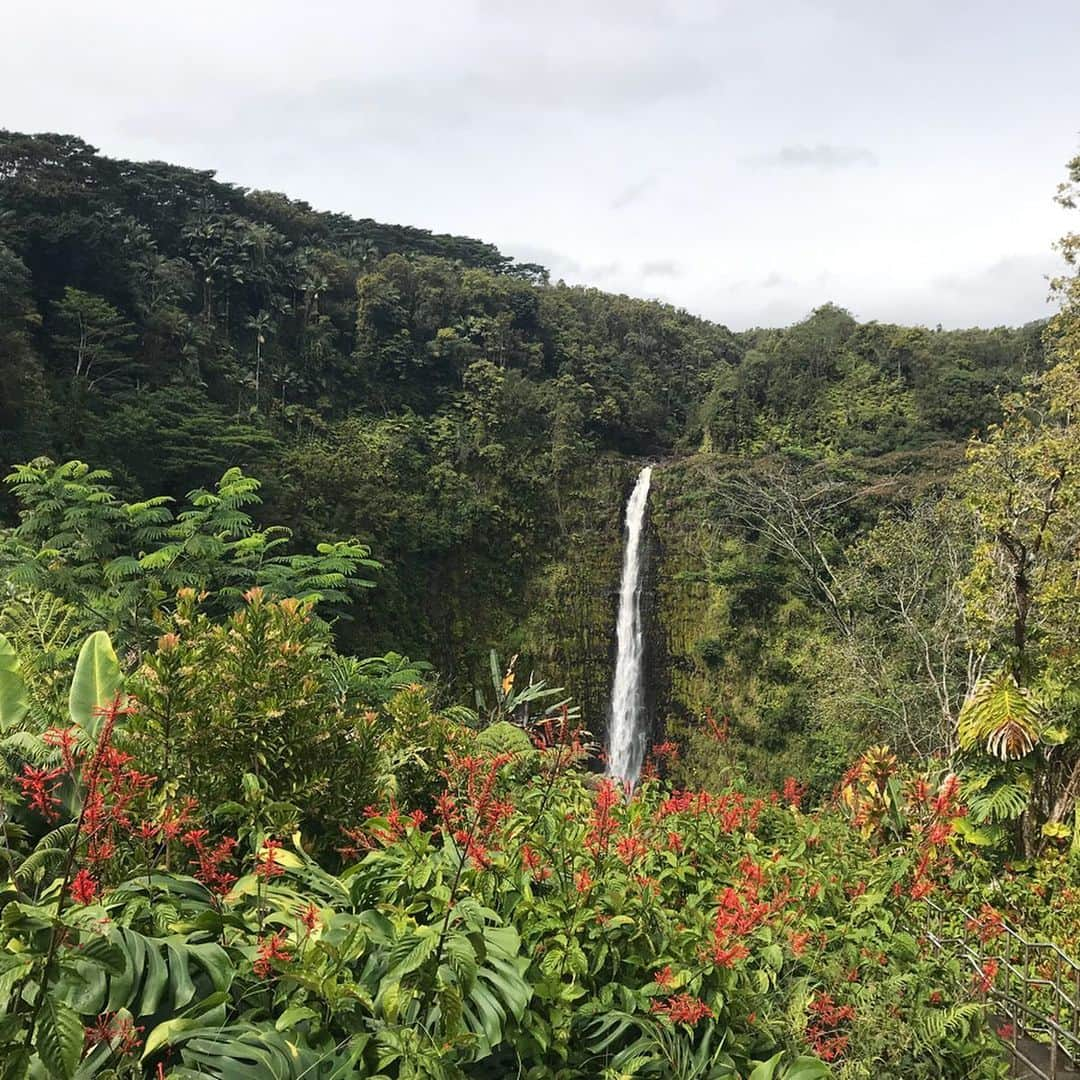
left=0, top=131, right=1049, bottom=781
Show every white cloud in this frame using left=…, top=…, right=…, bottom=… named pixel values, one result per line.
left=744, top=145, right=878, bottom=169
left=3, top=0, right=1078, bottom=330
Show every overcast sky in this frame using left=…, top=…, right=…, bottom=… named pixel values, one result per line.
left=5, top=0, right=1080, bottom=330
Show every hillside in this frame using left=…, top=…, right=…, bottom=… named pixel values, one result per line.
left=0, top=133, right=1047, bottom=768
left=2, top=130, right=1080, bottom=1078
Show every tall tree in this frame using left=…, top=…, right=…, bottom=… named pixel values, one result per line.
left=50, top=287, right=136, bottom=391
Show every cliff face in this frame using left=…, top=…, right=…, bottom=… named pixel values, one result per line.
left=517, top=457, right=635, bottom=741
left=517, top=456, right=706, bottom=757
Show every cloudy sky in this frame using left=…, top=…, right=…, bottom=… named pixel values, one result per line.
left=5, top=0, right=1080, bottom=329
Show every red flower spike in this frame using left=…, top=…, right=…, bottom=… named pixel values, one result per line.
left=18, top=765, right=65, bottom=821
left=300, top=901, right=320, bottom=932
left=70, top=868, right=99, bottom=905
left=254, top=931, right=292, bottom=977
left=256, top=837, right=285, bottom=880
left=650, top=993, right=713, bottom=1025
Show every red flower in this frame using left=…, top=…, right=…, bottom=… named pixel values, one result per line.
left=133, top=820, right=159, bottom=842
left=87, top=838, right=117, bottom=866
left=18, top=765, right=65, bottom=821
left=43, top=725, right=79, bottom=772
left=256, top=837, right=285, bottom=880
left=966, top=904, right=1005, bottom=944
left=927, top=821, right=953, bottom=846
left=337, top=826, right=371, bottom=861
left=790, top=931, right=812, bottom=957
left=300, top=901, right=320, bottom=931
left=910, top=879, right=934, bottom=901
left=453, top=829, right=492, bottom=869
left=575, top=869, right=593, bottom=893
left=187, top=833, right=238, bottom=895
left=83, top=1011, right=142, bottom=1055
left=615, top=834, right=648, bottom=864
left=254, top=931, right=292, bottom=977
left=972, top=958, right=999, bottom=995
left=585, top=779, right=621, bottom=855
left=713, top=943, right=750, bottom=967
left=434, top=791, right=460, bottom=829
left=654, top=965, right=674, bottom=987
left=160, top=797, right=198, bottom=840
left=650, top=993, right=713, bottom=1025
left=806, top=993, right=855, bottom=1062
left=782, top=776, right=806, bottom=810
left=931, top=774, right=962, bottom=818
left=652, top=740, right=680, bottom=762
left=70, top=868, right=99, bottom=905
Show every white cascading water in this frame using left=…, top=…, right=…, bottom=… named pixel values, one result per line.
left=606, top=465, right=653, bottom=785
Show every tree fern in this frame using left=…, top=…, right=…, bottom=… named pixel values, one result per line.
left=914, top=1002, right=985, bottom=1050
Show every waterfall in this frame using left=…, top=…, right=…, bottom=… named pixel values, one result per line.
left=606, top=465, right=653, bottom=785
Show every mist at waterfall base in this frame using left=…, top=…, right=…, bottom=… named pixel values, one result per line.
left=606, top=465, right=652, bottom=786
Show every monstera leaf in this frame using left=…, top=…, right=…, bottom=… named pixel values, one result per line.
left=56, top=925, right=233, bottom=1019
left=147, top=1017, right=366, bottom=1079
left=376, top=907, right=532, bottom=1062
left=958, top=673, right=1045, bottom=761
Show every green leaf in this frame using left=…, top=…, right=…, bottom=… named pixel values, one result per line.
left=0, top=634, right=28, bottom=731
left=385, top=927, right=438, bottom=980
left=967, top=778, right=1030, bottom=824
left=750, top=1052, right=784, bottom=1080
left=69, top=631, right=122, bottom=739
left=444, top=933, right=478, bottom=993
left=951, top=816, right=997, bottom=846
left=274, top=1006, right=318, bottom=1032
left=782, top=1057, right=834, bottom=1080
left=762, top=943, right=784, bottom=971
left=80, top=936, right=126, bottom=975
left=166, top=941, right=197, bottom=1010
left=142, top=994, right=228, bottom=1060
left=958, top=672, right=1043, bottom=760
left=35, top=993, right=83, bottom=1079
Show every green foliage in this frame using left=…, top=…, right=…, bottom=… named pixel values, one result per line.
left=0, top=606, right=1019, bottom=1080
left=474, top=650, right=581, bottom=729
left=963, top=773, right=1031, bottom=825
left=68, top=630, right=122, bottom=739
left=129, top=590, right=397, bottom=835
left=0, top=632, right=28, bottom=730
left=476, top=720, right=534, bottom=758
left=0, top=128, right=1053, bottom=744
left=957, top=673, right=1045, bottom=761
left=51, top=286, right=137, bottom=391
left=0, top=458, right=379, bottom=649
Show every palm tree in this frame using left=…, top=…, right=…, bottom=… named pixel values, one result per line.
left=245, top=310, right=274, bottom=403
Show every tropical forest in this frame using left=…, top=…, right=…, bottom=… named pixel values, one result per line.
left=1, top=126, right=1079, bottom=1079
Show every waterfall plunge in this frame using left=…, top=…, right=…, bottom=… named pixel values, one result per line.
left=606, top=465, right=652, bottom=785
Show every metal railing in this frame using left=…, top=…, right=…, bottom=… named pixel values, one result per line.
left=921, top=898, right=1080, bottom=1078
